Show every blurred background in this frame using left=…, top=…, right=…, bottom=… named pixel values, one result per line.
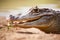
left=0, top=0, right=60, bottom=19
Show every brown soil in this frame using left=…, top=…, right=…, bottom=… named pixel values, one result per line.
left=0, top=27, right=60, bottom=40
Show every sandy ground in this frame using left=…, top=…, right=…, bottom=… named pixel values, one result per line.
left=0, top=27, right=60, bottom=40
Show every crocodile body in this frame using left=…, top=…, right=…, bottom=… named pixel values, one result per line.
left=13, top=7, right=60, bottom=34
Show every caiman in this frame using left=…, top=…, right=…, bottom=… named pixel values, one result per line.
left=13, top=6, right=60, bottom=34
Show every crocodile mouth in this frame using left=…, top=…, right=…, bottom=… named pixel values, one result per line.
left=14, top=13, right=54, bottom=29
left=20, top=13, right=54, bottom=23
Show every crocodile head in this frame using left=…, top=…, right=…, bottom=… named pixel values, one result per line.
left=16, top=7, right=60, bottom=34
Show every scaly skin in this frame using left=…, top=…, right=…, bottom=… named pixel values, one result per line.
left=13, top=7, right=60, bottom=34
